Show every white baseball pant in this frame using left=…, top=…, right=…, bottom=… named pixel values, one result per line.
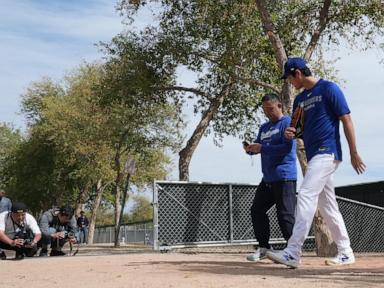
left=285, top=153, right=352, bottom=259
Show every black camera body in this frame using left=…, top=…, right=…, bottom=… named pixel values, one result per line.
left=63, top=231, right=75, bottom=239
left=14, top=229, right=34, bottom=246
left=23, top=238, right=33, bottom=246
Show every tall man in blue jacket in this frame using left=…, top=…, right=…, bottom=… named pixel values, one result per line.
left=244, top=93, right=297, bottom=262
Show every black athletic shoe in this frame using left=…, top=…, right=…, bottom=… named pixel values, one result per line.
left=50, top=249, right=66, bottom=256
left=0, top=251, right=6, bottom=260
left=39, top=249, right=48, bottom=257
left=14, top=252, right=24, bottom=260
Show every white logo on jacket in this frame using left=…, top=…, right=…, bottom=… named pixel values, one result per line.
left=260, top=128, right=279, bottom=141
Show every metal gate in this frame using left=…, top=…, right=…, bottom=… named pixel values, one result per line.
left=153, top=181, right=384, bottom=252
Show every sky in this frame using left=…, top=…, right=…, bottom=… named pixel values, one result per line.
left=1, top=0, right=383, bottom=192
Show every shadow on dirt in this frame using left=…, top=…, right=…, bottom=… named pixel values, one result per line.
left=122, top=256, right=384, bottom=286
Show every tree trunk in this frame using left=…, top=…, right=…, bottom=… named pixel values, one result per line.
left=75, top=185, right=89, bottom=218
left=314, top=210, right=338, bottom=257
left=255, top=0, right=287, bottom=69
left=113, top=148, right=123, bottom=247
left=87, top=179, right=106, bottom=244
left=178, top=81, right=233, bottom=181
left=296, top=138, right=307, bottom=174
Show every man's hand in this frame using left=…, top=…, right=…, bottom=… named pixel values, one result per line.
left=51, top=232, right=66, bottom=239
left=351, top=152, right=366, bottom=174
left=13, top=239, right=25, bottom=247
left=245, top=143, right=262, bottom=154
left=285, top=127, right=296, bottom=139
left=340, top=114, right=366, bottom=175
left=69, top=237, right=77, bottom=244
left=24, top=241, right=37, bottom=249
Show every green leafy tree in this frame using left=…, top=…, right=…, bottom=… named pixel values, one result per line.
left=118, top=0, right=383, bottom=181
left=5, top=60, right=181, bottom=225
left=0, top=123, right=23, bottom=191
left=127, top=195, right=153, bottom=223
left=99, top=37, right=183, bottom=246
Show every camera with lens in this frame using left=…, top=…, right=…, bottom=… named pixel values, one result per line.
left=14, top=229, right=34, bottom=246
left=63, top=231, right=75, bottom=239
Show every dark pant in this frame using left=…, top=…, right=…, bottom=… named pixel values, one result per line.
left=78, top=227, right=88, bottom=244
left=0, top=241, right=37, bottom=257
left=251, top=180, right=296, bottom=249
left=39, top=234, right=66, bottom=250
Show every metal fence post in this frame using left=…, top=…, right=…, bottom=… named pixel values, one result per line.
left=144, top=223, right=147, bottom=245
left=228, top=184, right=233, bottom=244
left=153, top=181, right=159, bottom=250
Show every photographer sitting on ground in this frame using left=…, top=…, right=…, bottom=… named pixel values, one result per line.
left=0, top=202, right=42, bottom=260
left=39, top=206, right=78, bottom=256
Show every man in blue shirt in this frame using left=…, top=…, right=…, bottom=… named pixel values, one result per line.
left=244, top=93, right=297, bottom=262
left=77, top=211, right=89, bottom=244
left=0, top=189, right=12, bottom=260
left=0, top=190, right=12, bottom=213
left=267, top=58, right=366, bottom=268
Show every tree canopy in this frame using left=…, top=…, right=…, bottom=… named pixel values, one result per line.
left=116, top=0, right=383, bottom=180
left=2, top=61, right=183, bottom=214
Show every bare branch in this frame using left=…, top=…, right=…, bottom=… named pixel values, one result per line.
left=178, top=78, right=233, bottom=180
left=304, top=0, right=332, bottom=61
left=236, top=76, right=281, bottom=94
left=158, top=86, right=207, bottom=97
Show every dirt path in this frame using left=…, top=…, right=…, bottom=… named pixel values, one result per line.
left=1, top=253, right=384, bottom=288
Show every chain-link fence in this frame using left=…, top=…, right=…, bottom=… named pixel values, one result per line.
left=153, top=181, right=384, bottom=252
left=93, top=221, right=153, bottom=245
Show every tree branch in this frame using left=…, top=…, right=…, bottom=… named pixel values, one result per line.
left=255, top=0, right=287, bottom=69
left=236, top=76, right=281, bottom=94
left=304, top=0, right=332, bottom=61
left=158, top=86, right=207, bottom=97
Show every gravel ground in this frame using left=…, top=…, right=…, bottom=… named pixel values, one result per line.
left=1, top=247, right=384, bottom=288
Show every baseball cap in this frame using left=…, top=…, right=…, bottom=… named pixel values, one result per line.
left=11, top=202, right=27, bottom=213
left=280, top=57, right=308, bottom=79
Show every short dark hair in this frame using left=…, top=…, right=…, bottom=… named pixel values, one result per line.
left=59, top=206, right=74, bottom=218
left=288, top=67, right=312, bottom=78
left=261, top=93, right=282, bottom=104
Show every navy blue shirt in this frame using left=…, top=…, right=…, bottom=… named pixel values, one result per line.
left=0, top=197, right=12, bottom=213
left=255, top=115, right=297, bottom=183
left=292, top=79, right=350, bottom=162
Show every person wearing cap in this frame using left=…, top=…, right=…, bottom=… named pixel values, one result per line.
left=243, top=93, right=297, bottom=262
left=38, top=206, right=78, bottom=256
left=266, top=57, right=366, bottom=268
left=77, top=211, right=89, bottom=244
left=0, top=202, right=41, bottom=260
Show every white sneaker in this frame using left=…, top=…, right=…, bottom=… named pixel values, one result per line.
left=246, top=247, right=270, bottom=262
left=325, top=252, right=355, bottom=266
left=266, top=250, right=299, bottom=269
